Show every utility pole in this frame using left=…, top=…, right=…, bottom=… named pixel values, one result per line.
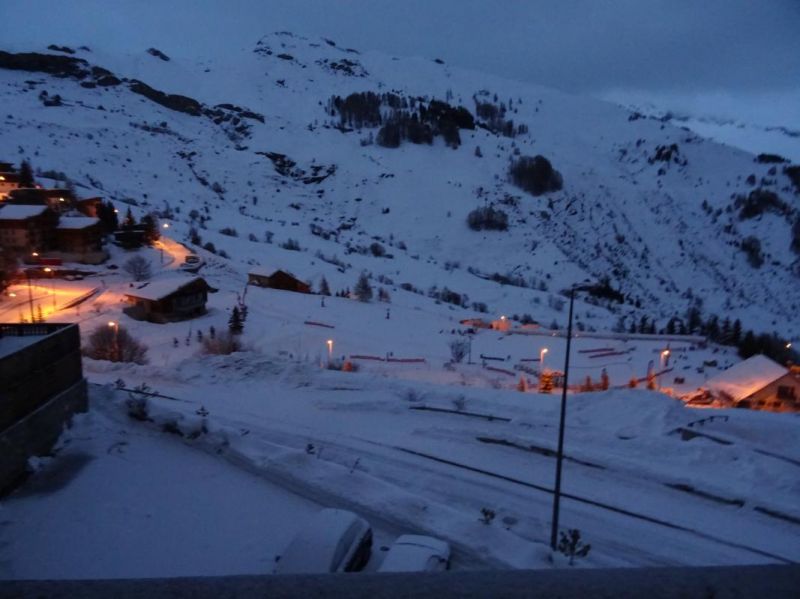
left=550, top=283, right=582, bottom=550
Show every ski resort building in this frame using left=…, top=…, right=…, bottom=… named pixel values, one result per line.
left=123, top=276, right=212, bottom=323
left=0, top=204, right=58, bottom=252
left=702, top=355, right=800, bottom=412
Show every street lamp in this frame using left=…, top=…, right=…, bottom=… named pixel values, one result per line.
left=43, top=267, right=55, bottom=310
left=326, top=339, right=334, bottom=362
left=659, top=349, right=670, bottom=390
left=550, top=281, right=597, bottom=551
left=540, top=347, right=549, bottom=374
left=108, top=321, right=119, bottom=361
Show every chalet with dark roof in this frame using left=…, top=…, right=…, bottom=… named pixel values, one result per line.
left=123, top=276, right=212, bottom=323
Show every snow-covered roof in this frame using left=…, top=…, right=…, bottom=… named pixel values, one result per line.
left=0, top=204, right=48, bottom=220
left=248, top=265, right=279, bottom=278
left=704, top=354, right=789, bottom=401
left=124, top=276, right=206, bottom=302
left=249, top=265, right=307, bottom=282
left=57, top=216, right=100, bottom=230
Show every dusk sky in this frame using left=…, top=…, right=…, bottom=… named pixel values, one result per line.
left=2, top=1, right=798, bottom=126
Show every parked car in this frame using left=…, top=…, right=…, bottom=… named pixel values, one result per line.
left=378, top=535, right=450, bottom=572
left=274, top=508, right=373, bottom=574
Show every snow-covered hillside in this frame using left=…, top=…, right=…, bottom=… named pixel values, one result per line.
left=1, top=32, right=799, bottom=339
left=2, top=32, right=800, bottom=576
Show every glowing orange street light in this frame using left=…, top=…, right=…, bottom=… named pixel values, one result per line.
left=540, top=347, right=549, bottom=373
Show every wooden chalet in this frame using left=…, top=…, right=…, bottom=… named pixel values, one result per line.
left=123, top=276, right=212, bottom=323
left=56, top=217, right=103, bottom=254
left=0, top=204, right=58, bottom=252
left=248, top=266, right=311, bottom=294
left=703, top=354, right=800, bottom=412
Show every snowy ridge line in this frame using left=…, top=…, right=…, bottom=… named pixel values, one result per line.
left=392, top=447, right=795, bottom=565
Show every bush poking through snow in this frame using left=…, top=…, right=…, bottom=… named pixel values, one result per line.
left=480, top=508, right=496, bottom=524
left=202, top=331, right=243, bottom=355
left=557, top=529, right=591, bottom=565
left=126, top=394, right=149, bottom=421
left=467, top=206, right=508, bottom=231
left=452, top=395, right=467, bottom=411
left=123, top=255, right=152, bottom=281
left=449, top=338, right=469, bottom=363
left=84, top=324, right=148, bottom=364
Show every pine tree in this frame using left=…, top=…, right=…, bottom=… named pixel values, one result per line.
left=97, top=201, right=119, bottom=233
left=318, top=276, right=331, bottom=296
left=666, top=318, right=676, bottom=335
left=123, top=207, right=136, bottom=228
left=141, top=214, right=160, bottom=245
left=639, top=316, right=648, bottom=334
left=721, top=317, right=731, bottom=344
left=354, top=272, right=373, bottom=302
left=731, top=319, right=742, bottom=345
left=228, top=306, right=244, bottom=335
left=18, top=160, right=34, bottom=188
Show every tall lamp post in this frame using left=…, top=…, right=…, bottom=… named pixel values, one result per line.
left=326, top=339, right=334, bottom=365
left=540, top=347, right=548, bottom=374
left=108, top=321, right=119, bottom=361
left=25, top=269, right=35, bottom=323
left=550, top=282, right=596, bottom=550
left=43, top=267, right=55, bottom=311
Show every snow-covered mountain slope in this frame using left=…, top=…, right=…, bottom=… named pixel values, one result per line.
left=1, top=32, right=798, bottom=337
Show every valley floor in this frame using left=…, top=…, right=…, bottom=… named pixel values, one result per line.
left=4, top=354, right=797, bottom=579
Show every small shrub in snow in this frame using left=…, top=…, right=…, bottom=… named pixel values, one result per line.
left=281, top=238, right=301, bottom=251
left=126, top=394, right=149, bottom=421
left=449, top=339, right=469, bottom=363
left=123, top=255, right=152, bottom=281
left=369, top=242, right=386, bottom=257
left=467, top=206, right=508, bottom=231
left=480, top=508, right=496, bottom=524
left=557, top=529, right=591, bottom=565
left=202, top=331, right=242, bottom=355
left=741, top=236, right=764, bottom=268
left=84, top=324, right=148, bottom=364
left=219, top=226, right=239, bottom=237
left=452, top=395, right=467, bottom=411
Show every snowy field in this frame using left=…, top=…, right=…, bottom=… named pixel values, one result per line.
left=2, top=233, right=799, bottom=577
